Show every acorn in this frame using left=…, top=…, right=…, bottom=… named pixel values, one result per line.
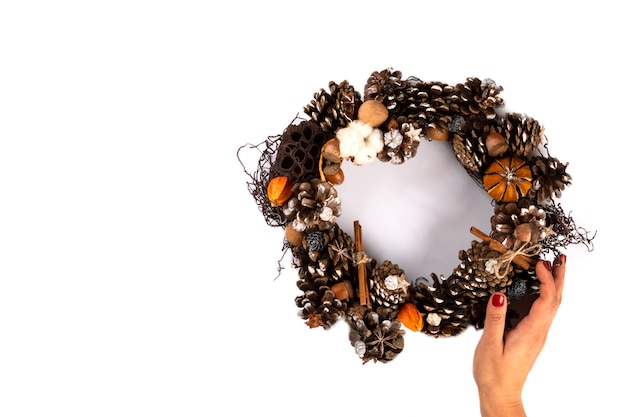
left=285, top=222, right=304, bottom=246
left=321, top=138, right=341, bottom=162
left=330, top=281, right=354, bottom=301
left=425, top=125, right=449, bottom=141
left=325, top=168, right=345, bottom=185
left=514, top=223, right=538, bottom=243
left=358, top=100, right=389, bottom=127
left=267, top=176, right=292, bottom=207
left=486, top=132, right=508, bottom=157
left=320, top=138, right=344, bottom=184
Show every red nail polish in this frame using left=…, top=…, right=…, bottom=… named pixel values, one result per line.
left=562, top=254, right=567, bottom=264
left=543, top=260, right=552, bottom=271
left=492, top=293, right=506, bottom=307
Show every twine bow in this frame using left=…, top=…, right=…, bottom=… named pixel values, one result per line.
left=489, top=241, right=543, bottom=280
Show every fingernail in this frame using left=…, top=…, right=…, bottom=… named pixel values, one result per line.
left=562, top=254, right=567, bottom=264
left=492, top=293, right=506, bottom=307
left=543, top=260, right=552, bottom=271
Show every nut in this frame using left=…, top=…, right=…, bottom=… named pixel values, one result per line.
left=357, top=100, right=389, bottom=127
left=486, top=132, right=508, bottom=157
left=330, top=281, right=354, bottom=300
left=425, top=125, right=449, bottom=141
left=325, top=168, right=344, bottom=185
left=285, top=222, right=304, bottom=246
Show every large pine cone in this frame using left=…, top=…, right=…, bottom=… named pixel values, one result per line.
left=413, top=274, right=470, bottom=337
left=347, top=305, right=405, bottom=364
left=295, top=269, right=347, bottom=329
left=453, top=240, right=514, bottom=298
left=452, top=126, right=490, bottom=173
left=303, top=80, right=362, bottom=133
left=490, top=198, right=549, bottom=250
left=364, top=68, right=409, bottom=114
left=528, top=155, right=571, bottom=203
left=295, top=226, right=356, bottom=281
left=493, top=113, right=544, bottom=158
left=369, top=260, right=412, bottom=308
left=456, top=77, right=504, bottom=130
left=283, top=179, right=341, bottom=233
left=403, top=79, right=456, bottom=134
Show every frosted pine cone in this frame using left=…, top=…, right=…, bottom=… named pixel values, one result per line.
left=283, top=179, right=341, bottom=233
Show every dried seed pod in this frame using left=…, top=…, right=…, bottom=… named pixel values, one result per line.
left=483, top=156, right=533, bottom=203
left=267, top=176, right=293, bottom=207
left=397, top=303, right=424, bottom=332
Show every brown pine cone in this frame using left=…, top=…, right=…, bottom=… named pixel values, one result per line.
left=413, top=274, right=470, bottom=337
left=304, top=80, right=362, bottom=133
left=347, top=305, right=405, bottom=363
left=528, top=155, right=571, bottom=203
left=283, top=179, right=341, bottom=233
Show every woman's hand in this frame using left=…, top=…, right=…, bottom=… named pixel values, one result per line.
left=473, top=254, right=566, bottom=417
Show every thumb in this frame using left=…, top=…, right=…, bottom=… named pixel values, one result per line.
left=481, top=292, right=508, bottom=345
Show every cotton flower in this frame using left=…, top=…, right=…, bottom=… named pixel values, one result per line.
left=336, top=121, right=383, bottom=165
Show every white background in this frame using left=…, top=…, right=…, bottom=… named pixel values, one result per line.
left=1, top=1, right=622, bottom=416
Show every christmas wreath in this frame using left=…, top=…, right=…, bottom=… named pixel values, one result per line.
left=239, top=69, right=594, bottom=364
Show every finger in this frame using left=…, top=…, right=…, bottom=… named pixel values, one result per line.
left=480, top=292, right=508, bottom=347
left=535, top=260, right=556, bottom=301
left=551, top=254, right=566, bottom=299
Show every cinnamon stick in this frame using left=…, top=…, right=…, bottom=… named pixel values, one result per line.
left=354, top=220, right=370, bottom=306
left=469, top=226, right=538, bottom=270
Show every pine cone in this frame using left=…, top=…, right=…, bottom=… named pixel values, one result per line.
left=456, top=77, right=504, bottom=130
left=494, top=113, right=544, bottom=158
left=369, top=260, right=411, bottom=308
left=270, top=120, right=328, bottom=183
left=283, top=179, right=341, bottom=233
left=452, top=127, right=490, bottom=173
left=348, top=305, right=405, bottom=363
left=377, top=122, right=421, bottom=164
left=364, top=68, right=408, bottom=114
left=490, top=198, right=549, bottom=250
left=326, top=225, right=356, bottom=281
left=295, top=269, right=347, bottom=329
left=404, top=79, right=456, bottom=134
left=304, top=80, right=362, bottom=133
left=528, top=155, right=571, bottom=203
left=413, top=274, right=470, bottom=337
left=453, top=240, right=514, bottom=299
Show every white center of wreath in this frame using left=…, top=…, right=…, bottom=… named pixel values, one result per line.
left=336, top=140, right=494, bottom=281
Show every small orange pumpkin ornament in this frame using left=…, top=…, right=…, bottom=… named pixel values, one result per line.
left=483, top=156, right=533, bottom=203
left=397, top=303, right=424, bottom=332
left=267, top=176, right=293, bottom=207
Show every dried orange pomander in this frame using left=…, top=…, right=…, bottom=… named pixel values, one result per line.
left=267, top=176, right=292, bottom=207
left=397, top=303, right=423, bottom=332
left=483, top=156, right=533, bottom=203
